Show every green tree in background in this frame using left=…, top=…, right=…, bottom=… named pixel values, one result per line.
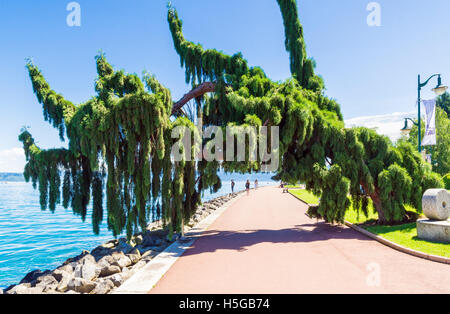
left=407, top=107, right=450, bottom=176
left=19, top=0, right=444, bottom=239
left=436, top=92, right=450, bottom=118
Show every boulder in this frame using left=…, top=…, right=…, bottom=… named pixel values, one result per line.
left=90, top=279, right=115, bottom=294
left=56, top=274, right=72, bottom=293
left=97, top=255, right=114, bottom=268
left=117, top=238, right=134, bottom=254
left=134, top=234, right=143, bottom=245
left=74, top=259, right=100, bottom=281
left=112, top=255, right=132, bottom=269
left=91, top=246, right=113, bottom=260
left=109, top=273, right=125, bottom=287
left=52, top=268, right=72, bottom=282
left=126, top=248, right=141, bottom=265
left=35, top=274, right=58, bottom=288
left=67, top=278, right=96, bottom=294
left=6, top=283, right=43, bottom=294
left=19, top=269, right=51, bottom=285
left=99, top=265, right=121, bottom=277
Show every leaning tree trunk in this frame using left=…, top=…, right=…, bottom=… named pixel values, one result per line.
left=361, top=182, right=387, bottom=224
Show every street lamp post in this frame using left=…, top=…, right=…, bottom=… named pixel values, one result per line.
left=415, top=74, right=447, bottom=153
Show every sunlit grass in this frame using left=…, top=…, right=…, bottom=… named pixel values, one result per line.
left=289, top=189, right=319, bottom=204
left=289, top=190, right=449, bottom=258
left=366, top=223, right=450, bottom=258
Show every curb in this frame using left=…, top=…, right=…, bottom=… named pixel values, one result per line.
left=112, top=192, right=246, bottom=294
left=344, top=221, right=450, bottom=265
left=287, top=191, right=449, bottom=265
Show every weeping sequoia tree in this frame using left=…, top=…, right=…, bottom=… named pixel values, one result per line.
left=19, top=0, right=444, bottom=240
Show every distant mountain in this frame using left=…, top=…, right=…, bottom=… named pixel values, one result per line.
left=0, top=173, right=25, bottom=182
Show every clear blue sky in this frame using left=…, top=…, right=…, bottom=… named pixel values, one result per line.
left=1, top=0, right=450, bottom=171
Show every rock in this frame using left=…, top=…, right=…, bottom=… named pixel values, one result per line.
left=6, top=283, right=43, bottom=294
left=90, top=279, right=115, bottom=294
left=100, top=265, right=121, bottom=277
left=126, top=253, right=140, bottom=265
left=56, top=274, right=72, bottom=293
left=112, top=255, right=132, bottom=269
left=98, top=255, right=114, bottom=268
left=91, top=246, right=113, bottom=260
left=109, top=273, right=125, bottom=287
left=141, top=232, right=156, bottom=247
left=0, top=288, right=3, bottom=294
left=19, top=269, right=51, bottom=285
left=134, top=235, right=143, bottom=245
left=35, top=274, right=58, bottom=288
left=52, top=268, right=72, bottom=282
left=64, top=290, right=79, bottom=294
left=74, top=260, right=100, bottom=281
left=67, top=278, right=96, bottom=294
left=117, top=238, right=134, bottom=254
left=126, top=248, right=141, bottom=265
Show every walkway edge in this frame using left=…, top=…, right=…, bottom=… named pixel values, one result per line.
left=112, top=192, right=245, bottom=294
left=344, top=221, right=450, bottom=265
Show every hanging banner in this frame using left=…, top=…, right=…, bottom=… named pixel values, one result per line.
left=421, top=99, right=437, bottom=146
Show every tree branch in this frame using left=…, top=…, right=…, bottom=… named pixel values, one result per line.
left=172, top=82, right=216, bottom=115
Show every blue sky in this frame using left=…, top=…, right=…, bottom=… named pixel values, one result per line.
left=1, top=0, right=450, bottom=171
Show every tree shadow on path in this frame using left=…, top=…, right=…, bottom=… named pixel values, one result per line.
left=183, top=221, right=372, bottom=256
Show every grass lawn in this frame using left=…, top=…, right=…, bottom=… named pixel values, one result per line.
left=289, top=189, right=449, bottom=258
left=366, top=223, right=450, bottom=258
left=289, top=189, right=319, bottom=204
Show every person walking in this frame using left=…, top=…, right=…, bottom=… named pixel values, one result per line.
left=245, top=180, right=250, bottom=196
left=231, top=180, right=235, bottom=194
left=254, top=179, right=258, bottom=190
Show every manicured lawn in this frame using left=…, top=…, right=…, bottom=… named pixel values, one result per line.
left=366, top=223, right=450, bottom=258
left=289, top=189, right=449, bottom=258
left=289, top=189, right=319, bottom=204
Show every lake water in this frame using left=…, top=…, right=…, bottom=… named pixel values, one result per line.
left=0, top=172, right=276, bottom=288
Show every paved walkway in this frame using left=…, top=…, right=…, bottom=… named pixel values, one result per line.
left=150, top=186, right=450, bottom=294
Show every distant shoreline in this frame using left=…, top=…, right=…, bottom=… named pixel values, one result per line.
left=0, top=173, right=25, bottom=182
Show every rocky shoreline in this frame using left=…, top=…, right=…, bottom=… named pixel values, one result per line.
left=1, top=192, right=242, bottom=294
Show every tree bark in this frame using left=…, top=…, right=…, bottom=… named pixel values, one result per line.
left=172, top=82, right=216, bottom=115
left=361, top=182, right=386, bottom=224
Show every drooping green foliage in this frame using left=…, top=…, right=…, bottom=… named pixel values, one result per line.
left=276, top=0, right=323, bottom=91
left=20, top=0, right=444, bottom=241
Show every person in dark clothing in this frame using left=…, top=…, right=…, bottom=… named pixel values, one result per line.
left=245, top=180, right=250, bottom=195
left=231, top=180, right=235, bottom=193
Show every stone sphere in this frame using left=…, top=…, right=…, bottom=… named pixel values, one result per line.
left=422, top=189, right=450, bottom=221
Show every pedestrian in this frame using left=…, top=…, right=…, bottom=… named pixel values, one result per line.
left=245, top=179, right=250, bottom=196
left=231, top=179, right=235, bottom=193
left=254, top=179, right=258, bottom=190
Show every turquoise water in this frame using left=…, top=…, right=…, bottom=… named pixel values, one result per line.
left=0, top=173, right=275, bottom=288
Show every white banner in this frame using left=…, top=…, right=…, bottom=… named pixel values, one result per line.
left=422, top=99, right=437, bottom=146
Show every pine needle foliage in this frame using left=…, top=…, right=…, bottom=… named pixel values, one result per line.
left=20, top=0, right=444, bottom=241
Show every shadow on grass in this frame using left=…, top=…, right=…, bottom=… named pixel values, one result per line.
left=183, top=221, right=373, bottom=256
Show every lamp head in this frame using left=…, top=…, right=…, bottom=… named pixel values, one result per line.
left=400, top=119, right=412, bottom=136
left=432, top=75, right=448, bottom=96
